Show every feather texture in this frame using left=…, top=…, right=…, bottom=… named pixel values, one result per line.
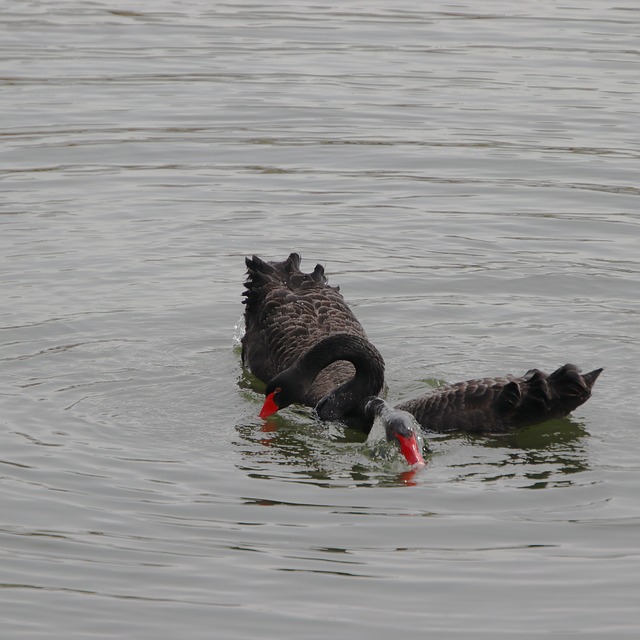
left=242, top=253, right=375, bottom=406
left=397, top=365, right=603, bottom=433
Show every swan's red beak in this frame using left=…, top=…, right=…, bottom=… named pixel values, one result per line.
left=396, top=433, right=426, bottom=468
left=259, top=391, right=279, bottom=419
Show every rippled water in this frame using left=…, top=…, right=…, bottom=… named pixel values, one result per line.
left=2, top=1, right=639, bottom=638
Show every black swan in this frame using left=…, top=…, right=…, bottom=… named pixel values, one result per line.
left=242, top=253, right=602, bottom=463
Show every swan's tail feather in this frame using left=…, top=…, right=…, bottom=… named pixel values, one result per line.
left=311, top=263, right=327, bottom=283
left=497, top=369, right=554, bottom=424
left=243, top=255, right=275, bottom=312
left=243, top=254, right=300, bottom=309
left=243, top=253, right=334, bottom=315
left=497, top=380, right=522, bottom=413
left=518, top=363, right=603, bottom=423
left=547, top=363, right=603, bottom=397
left=284, top=252, right=301, bottom=272
left=582, top=367, right=604, bottom=390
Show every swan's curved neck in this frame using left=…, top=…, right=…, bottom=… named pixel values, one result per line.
left=292, top=333, right=385, bottom=425
left=297, top=334, right=383, bottom=383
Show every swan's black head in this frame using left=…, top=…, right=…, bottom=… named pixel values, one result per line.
left=259, top=371, right=306, bottom=418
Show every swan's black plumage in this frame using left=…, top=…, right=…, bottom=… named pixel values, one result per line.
left=242, top=253, right=382, bottom=408
left=396, top=364, right=602, bottom=434
left=242, top=253, right=602, bottom=434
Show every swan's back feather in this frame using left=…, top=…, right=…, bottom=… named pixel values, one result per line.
left=396, top=365, right=603, bottom=433
left=242, top=253, right=369, bottom=404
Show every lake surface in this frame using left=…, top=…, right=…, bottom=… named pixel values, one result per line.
left=1, top=1, right=639, bottom=638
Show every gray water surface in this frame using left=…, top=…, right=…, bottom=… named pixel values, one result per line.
left=2, top=1, right=639, bottom=638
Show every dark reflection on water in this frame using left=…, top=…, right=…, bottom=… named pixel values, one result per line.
left=432, top=418, right=589, bottom=488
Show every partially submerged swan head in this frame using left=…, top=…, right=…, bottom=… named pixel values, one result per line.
left=259, top=333, right=385, bottom=424
left=259, top=367, right=366, bottom=423
left=259, top=380, right=426, bottom=469
left=364, top=397, right=426, bottom=469
left=259, top=372, right=304, bottom=419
